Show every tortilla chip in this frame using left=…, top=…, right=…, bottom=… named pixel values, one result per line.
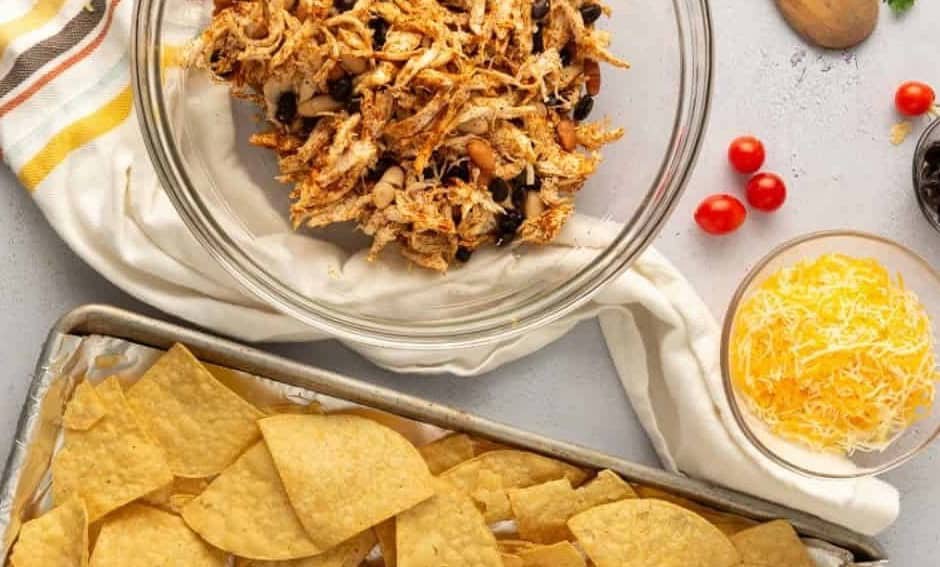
left=235, top=529, right=377, bottom=566
left=731, top=521, right=814, bottom=567
left=9, top=496, right=88, bottom=567
left=142, top=476, right=212, bottom=514
left=261, top=401, right=326, bottom=416
left=126, top=344, right=264, bottom=477
left=632, top=485, right=757, bottom=536
left=331, top=408, right=431, bottom=446
left=260, top=414, right=434, bottom=549
left=500, top=554, right=524, bottom=567
left=182, top=442, right=319, bottom=560
left=62, top=381, right=106, bottom=431
left=52, top=378, right=173, bottom=521
left=568, top=499, right=740, bottom=567
left=469, top=436, right=510, bottom=455
left=396, top=479, right=502, bottom=567
left=418, top=434, right=510, bottom=475
left=518, top=542, right=585, bottom=567
left=90, top=504, right=226, bottom=566
left=509, top=469, right=635, bottom=543
left=440, top=450, right=588, bottom=523
left=419, top=434, right=476, bottom=474
left=496, top=540, right=540, bottom=555
left=374, top=519, right=396, bottom=567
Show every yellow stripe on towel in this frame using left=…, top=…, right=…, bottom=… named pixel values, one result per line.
left=0, top=0, right=70, bottom=57
left=19, top=84, right=132, bottom=191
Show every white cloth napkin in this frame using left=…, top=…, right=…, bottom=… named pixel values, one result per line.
left=0, top=0, right=898, bottom=536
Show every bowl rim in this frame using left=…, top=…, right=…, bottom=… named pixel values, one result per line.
left=131, top=0, right=715, bottom=350
left=720, top=229, right=940, bottom=479
left=913, top=117, right=940, bottom=234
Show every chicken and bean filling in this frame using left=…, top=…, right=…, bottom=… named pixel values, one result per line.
left=197, top=0, right=628, bottom=270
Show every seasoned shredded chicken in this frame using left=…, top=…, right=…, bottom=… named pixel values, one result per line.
left=196, top=0, right=628, bottom=270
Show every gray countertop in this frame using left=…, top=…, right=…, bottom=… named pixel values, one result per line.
left=2, top=1, right=938, bottom=563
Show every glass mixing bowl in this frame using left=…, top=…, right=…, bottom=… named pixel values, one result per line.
left=722, top=231, right=940, bottom=478
left=131, top=0, right=713, bottom=349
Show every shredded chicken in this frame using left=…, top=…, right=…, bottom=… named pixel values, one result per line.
left=196, top=0, right=628, bottom=270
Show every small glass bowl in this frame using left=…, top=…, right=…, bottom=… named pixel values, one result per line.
left=721, top=231, right=940, bottom=478
left=914, top=118, right=940, bottom=233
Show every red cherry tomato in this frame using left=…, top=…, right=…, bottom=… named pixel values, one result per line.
left=694, top=194, right=747, bottom=235
left=895, top=81, right=936, bottom=117
left=728, top=136, right=766, bottom=174
left=746, top=173, right=787, bottom=212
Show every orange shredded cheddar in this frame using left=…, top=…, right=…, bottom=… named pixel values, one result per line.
left=731, top=253, right=939, bottom=454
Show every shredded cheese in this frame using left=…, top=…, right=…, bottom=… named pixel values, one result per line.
left=731, top=253, right=939, bottom=454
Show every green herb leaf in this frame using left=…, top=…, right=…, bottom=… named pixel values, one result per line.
left=885, top=0, right=916, bottom=13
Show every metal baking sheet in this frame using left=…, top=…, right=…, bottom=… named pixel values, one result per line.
left=0, top=304, right=887, bottom=564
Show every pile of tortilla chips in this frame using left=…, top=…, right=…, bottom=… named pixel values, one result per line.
left=7, top=344, right=817, bottom=567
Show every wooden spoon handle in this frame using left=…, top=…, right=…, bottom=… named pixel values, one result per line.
left=775, top=0, right=879, bottom=49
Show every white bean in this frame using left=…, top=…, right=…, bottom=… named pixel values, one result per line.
left=341, top=55, right=369, bottom=75
left=298, top=95, right=343, bottom=117
left=525, top=191, right=545, bottom=218
left=458, top=117, right=489, bottom=135
left=373, top=166, right=404, bottom=209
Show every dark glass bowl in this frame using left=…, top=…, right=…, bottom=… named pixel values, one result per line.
left=914, top=118, right=940, bottom=233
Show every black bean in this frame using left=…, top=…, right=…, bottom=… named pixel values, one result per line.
left=367, top=156, right=396, bottom=182
left=452, top=207, right=463, bottom=225
left=511, top=186, right=526, bottom=209
left=531, top=0, right=550, bottom=20
left=334, top=0, right=356, bottom=12
left=545, top=94, right=563, bottom=108
left=423, top=165, right=437, bottom=180
left=300, top=116, right=319, bottom=136
left=275, top=91, right=297, bottom=124
left=444, top=162, right=471, bottom=183
left=560, top=43, right=576, bottom=66
left=500, top=210, right=524, bottom=232
left=532, top=27, right=544, bottom=53
left=573, top=95, right=594, bottom=121
left=489, top=178, right=510, bottom=202
left=346, top=96, right=362, bottom=114
left=370, top=17, right=389, bottom=49
left=924, top=182, right=940, bottom=201
left=925, top=143, right=940, bottom=163
left=580, top=3, right=602, bottom=25
left=210, top=50, right=222, bottom=64
left=456, top=246, right=473, bottom=262
left=329, top=76, right=354, bottom=102
left=923, top=143, right=940, bottom=178
left=496, top=211, right=524, bottom=246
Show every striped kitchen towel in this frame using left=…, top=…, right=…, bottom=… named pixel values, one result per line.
left=0, top=0, right=304, bottom=338
left=1, top=0, right=130, bottom=189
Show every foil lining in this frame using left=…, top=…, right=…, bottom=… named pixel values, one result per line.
left=0, top=333, right=882, bottom=566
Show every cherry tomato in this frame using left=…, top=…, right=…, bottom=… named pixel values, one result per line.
left=895, top=81, right=936, bottom=117
left=746, top=173, right=787, bottom=212
left=694, top=194, right=747, bottom=235
left=728, top=136, right=766, bottom=174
